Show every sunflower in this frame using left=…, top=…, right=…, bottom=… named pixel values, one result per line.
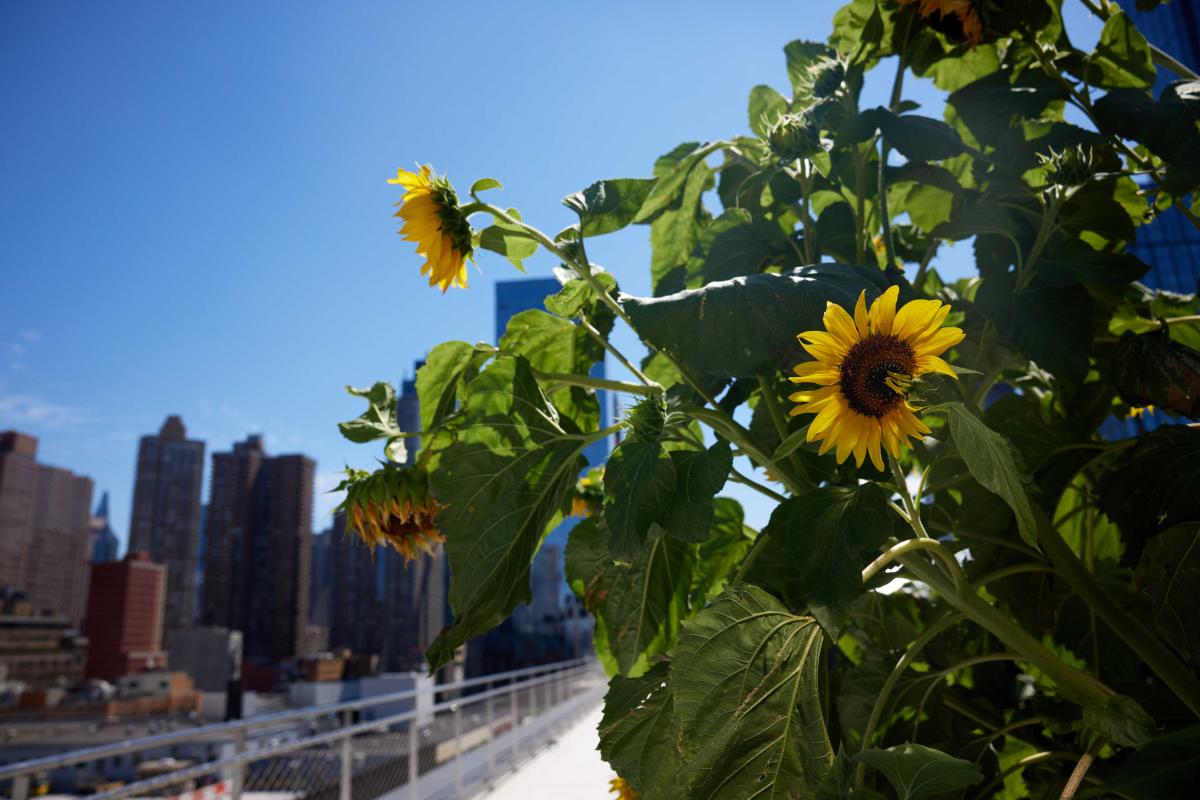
left=336, top=465, right=445, bottom=562
left=789, top=286, right=964, bottom=471
left=389, top=165, right=474, bottom=292
left=608, top=778, right=638, bottom=800
left=900, top=0, right=984, bottom=47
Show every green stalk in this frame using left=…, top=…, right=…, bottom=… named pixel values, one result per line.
left=529, top=369, right=654, bottom=397
left=1035, top=511, right=1200, bottom=717
left=758, top=375, right=810, bottom=487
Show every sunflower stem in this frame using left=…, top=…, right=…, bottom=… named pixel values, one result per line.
left=758, top=374, right=810, bottom=488
left=529, top=369, right=656, bottom=397
left=729, top=466, right=788, bottom=503
left=579, top=312, right=657, bottom=388
left=862, top=537, right=966, bottom=594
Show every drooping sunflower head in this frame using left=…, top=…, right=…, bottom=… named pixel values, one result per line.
left=336, top=465, right=445, bottom=562
left=608, top=777, right=638, bottom=800
left=789, top=286, right=964, bottom=470
left=900, top=0, right=984, bottom=47
left=389, top=165, right=474, bottom=292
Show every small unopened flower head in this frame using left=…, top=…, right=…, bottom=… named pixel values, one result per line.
left=623, top=394, right=668, bottom=443
left=1040, top=144, right=1097, bottom=188
left=810, top=58, right=846, bottom=98
left=766, top=112, right=823, bottom=163
left=336, top=465, right=445, bottom=562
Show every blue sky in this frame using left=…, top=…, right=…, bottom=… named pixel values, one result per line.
left=0, top=1, right=1102, bottom=546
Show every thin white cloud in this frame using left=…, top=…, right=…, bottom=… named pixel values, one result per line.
left=17, top=330, right=41, bottom=343
left=0, top=392, right=88, bottom=429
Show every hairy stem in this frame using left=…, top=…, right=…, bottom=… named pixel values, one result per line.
left=862, top=537, right=967, bottom=594
left=579, top=313, right=657, bottom=388
left=530, top=369, right=655, bottom=397
left=1060, top=740, right=1103, bottom=800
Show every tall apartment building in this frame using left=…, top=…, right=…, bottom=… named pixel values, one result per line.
left=83, top=552, right=167, bottom=682
left=129, top=416, right=205, bottom=634
left=202, top=436, right=313, bottom=664
left=328, top=512, right=381, bottom=656
left=0, top=588, right=88, bottom=690
left=0, top=431, right=93, bottom=624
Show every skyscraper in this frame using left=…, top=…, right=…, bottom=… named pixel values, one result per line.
left=83, top=552, right=167, bottom=681
left=203, top=435, right=314, bottom=664
left=0, top=431, right=94, bottom=624
left=129, top=415, right=205, bottom=634
left=88, top=491, right=120, bottom=564
left=328, top=511, right=381, bottom=656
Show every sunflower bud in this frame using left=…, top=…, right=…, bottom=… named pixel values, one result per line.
left=1112, top=329, right=1200, bottom=419
left=624, top=394, right=668, bottom=443
left=766, top=112, right=823, bottom=163
left=810, top=58, right=845, bottom=98
left=1040, top=144, right=1096, bottom=189
left=335, top=465, right=445, bottom=561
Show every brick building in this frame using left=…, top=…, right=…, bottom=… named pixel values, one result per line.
left=82, top=552, right=167, bottom=682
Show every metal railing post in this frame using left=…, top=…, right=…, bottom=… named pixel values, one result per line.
left=12, top=774, right=30, bottom=800
left=408, top=720, right=419, bottom=800
left=452, top=702, right=464, bottom=799
left=232, top=728, right=247, bottom=798
left=339, top=710, right=352, bottom=800
left=509, top=679, right=519, bottom=770
left=485, top=679, right=496, bottom=783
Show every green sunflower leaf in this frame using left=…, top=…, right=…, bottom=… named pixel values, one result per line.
left=338, top=381, right=400, bottom=444
left=945, top=402, right=1039, bottom=549
left=563, top=178, right=657, bottom=237
left=670, top=584, right=833, bottom=798
left=565, top=516, right=693, bottom=677
left=425, top=356, right=589, bottom=670
left=598, top=663, right=687, bottom=800
left=603, top=439, right=678, bottom=556
left=854, top=744, right=982, bottom=799
left=479, top=218, right=539, bottom=270
left=656, top=440, right=732, bottom=543
left=621, top=265, right=897, bottom=380
left=760, top=483, right=891, bottom=637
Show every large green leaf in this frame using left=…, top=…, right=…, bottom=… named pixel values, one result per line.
left=604, top=439, right=678, bottom=556
left=687, top=208, right=795, bottom=285
left=426, top=356, right=588, bottom=669
left=563, top=178, right=657, bottom=237
left=1097, top=425, right=1200, bottom=564
left=622, top=265, right=896, bottom=380
left=1111, top=330, right=1200, bottom=419
left=415, top=341, right=489, bottom=441
left=761, top=483, right=891, bottom=636
left=878, top=111, right=967, bottom=162
left=945, top=402, right=1039, bottom=548
left=645, top=142, right=715, bottom=294
left=1132, top=523, right=1200, bottom=664
left=974, top=274, right=1094, bottom=389
left=657, top=440, right=732, bottom=543
left=785, top=40, right=835, bottom=98
left=1086, top=11, right=1156, bottom=90
left=565, top=516, right=692, bottom=676
left=636, top=141, right=723, bottom=223
left=1082, top=694, right=1155, bottom=749
left=947, top=70, right=1064, bottom=146
left=670, top=584, right=833, bottom=798
left=855, top=744, right=982, bottom=799
left=1104, top=725, right=1200, bottom=798
left=598, top=663, right=687, bottom=800
left=498, top=308, right=601, bottom=432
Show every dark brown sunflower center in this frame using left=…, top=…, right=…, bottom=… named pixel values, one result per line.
left=838, top=334, right=916, bottom=418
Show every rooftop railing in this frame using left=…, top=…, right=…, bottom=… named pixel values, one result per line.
left=0, top=657, right=604, bottom=800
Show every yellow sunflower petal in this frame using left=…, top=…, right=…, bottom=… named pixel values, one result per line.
left=823, top=301, right=862, bottom=349
left=853, top=290, right=870, bottom=338
left=913, top=326, right=966, bottom=358
left=868, top=285, right=900, bottom=335
left=892, top=299, right=944, bottom=342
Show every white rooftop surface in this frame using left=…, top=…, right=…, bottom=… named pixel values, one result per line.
left=484, top=704, right=616, bottom=800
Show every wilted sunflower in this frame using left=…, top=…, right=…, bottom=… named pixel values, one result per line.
left=900, top=0, right=983, bottom=47
left=335, top=465, right=445, bottom=562
left=608, top=778, right=638, bottom=800
left=789, top=286, right=964, bottom=470
left=389, top=165, right=474, bottom=292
